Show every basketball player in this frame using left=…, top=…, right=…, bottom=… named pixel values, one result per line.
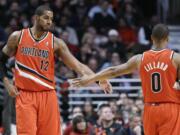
left=72, top=24, right=180, bottom=135
left=0, top=5, right=112, bottom=135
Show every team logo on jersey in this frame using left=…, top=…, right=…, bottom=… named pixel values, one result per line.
left=21, top=47, right=49, bottom=59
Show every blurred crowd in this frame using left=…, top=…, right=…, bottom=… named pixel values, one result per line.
left=0, top=0, right=162, bottom=79
left=62, top=93, right=144, bottom=135
left=0, top=0, right=166, bottom=135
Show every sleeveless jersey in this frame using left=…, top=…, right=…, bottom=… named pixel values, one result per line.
left=140, top=49, right=180, bottom=103
left=15, top=28, right=55, bottom=91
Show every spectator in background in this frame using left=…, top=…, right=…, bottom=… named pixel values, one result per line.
left=101, top=52, right=122, bottom=70
left=25, top=0, right=40, bottom=16
left=70, top=115, right=95, bottom=135
left=118, top=18, right=137, bottom=51
left=117, top=93, right=129, bottom=106
left=4, top=2, right=23, bottom=35
left=91, top=0, right=117, bottom=33
left=130, top=114, right=144, bottom=135
left=63, top=106, right=83, bottom=135
left=135, top=98, right=144, bottom=115
left=136, top=19, right=152, bottom=53
left=2, top=58, right=16, bottom=135
left=5, top=2, right=21, bottom=21
left=0, top=0, right=7, bottom=27
left=19, top=14, right=30, bottom=28
left=77, top=43, right=92, bottom=64
left=88, top=0, right=116, bottom=20
left=137, top=23, right=151, bottom=46
left=69, top=0, right=89, bottom=29
left=87, top=57, right=99, bottom=72
left=0, top=26, right=7, bottom=47
left=95, top=104, right=127, bottom=135
left=57, top=63, right=75, bottom=80
left=109, top=100, right=118, bottom=115
left=83, top=100, right=97, bottom=125
left=82, top=26, right=108, bottom=48
left=121, top=3, right=137, bottom=26
left=103, top=29, right=127, bottom=62
left=157, top=0, right=169, bottom=23
left=81, top=27, right=96, bottom=46
left=56, top=15, right=79, bottom=46
left=71, top=106, right=83, bottom=118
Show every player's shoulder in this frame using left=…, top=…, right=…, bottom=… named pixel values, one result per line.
left=53, top=36, right=67, bottom=51
left=170, top=51, right=180, bottom=69
left=127, top=54, right=142, bottom=68
left=54, top=36, right=66, bottom=46
left=172, top=52, right=180, bottom=62
left=130, top=54, right=142, bottom=62
left=173, top=52, right=180, bottom=57
left=9, top=30, right=22, bottom=41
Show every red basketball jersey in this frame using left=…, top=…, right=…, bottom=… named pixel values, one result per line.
left=15, top=28, right=55, bottom=91
left=140, top=49, right=180, bottom=103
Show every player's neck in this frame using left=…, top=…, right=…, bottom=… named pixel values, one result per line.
left=151, top=45, right=167, bottom=51
left=30, top=26, right=47, bottom=39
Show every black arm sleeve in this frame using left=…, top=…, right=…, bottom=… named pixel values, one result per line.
left=0, top=51, right=9, bottom=80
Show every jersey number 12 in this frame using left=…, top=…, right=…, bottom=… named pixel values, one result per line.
left=40, top=60, right=49, bottom=71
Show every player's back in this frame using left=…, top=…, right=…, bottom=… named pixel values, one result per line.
left=140, top=49, right=180, bottom=103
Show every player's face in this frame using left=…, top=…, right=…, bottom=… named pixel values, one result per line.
left=37, top=10, right=53, bottom=31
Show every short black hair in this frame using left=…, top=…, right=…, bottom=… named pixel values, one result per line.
left=35, top=5, right=52, bottom=16
left=152, top=24, right=169, bottom=42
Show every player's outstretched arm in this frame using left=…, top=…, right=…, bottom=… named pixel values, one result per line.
left=54, top=37, right=112, bottom=93
left=72, top=54, right=142, bottom=87
left=172, top=52, right=180, bottom=89
left=0, top=31, right=21, bottom=97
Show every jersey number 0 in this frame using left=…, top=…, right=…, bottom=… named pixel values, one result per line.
left=151, top=72, right=161, bottom=93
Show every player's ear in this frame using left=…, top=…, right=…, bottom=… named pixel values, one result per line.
left=151, top=35, right=153, bottom=41
left=35, top=15, right=40, bottom=21
left=151, top=35, right=154, bottom=43
left=166, top=37, right=169, bottom=42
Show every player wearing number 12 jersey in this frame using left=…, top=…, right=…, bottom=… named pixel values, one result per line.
left=0, top=5, right=112, bottom=135
left=71, top=24, right=180, bottom=135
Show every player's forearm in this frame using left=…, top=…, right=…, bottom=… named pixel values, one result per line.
left=89, top=64, right=130, bottom=82
left=88, top=67, right=118, bottom=82
left=76, top=63, right=95, bottom=76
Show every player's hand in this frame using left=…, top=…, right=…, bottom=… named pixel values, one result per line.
left=69, top=76, right=93, bottom=87
left=3, top=78, right=20, bottom=97
left=69, top=77, right=112, bottom=94
left=6, top=84, right=20, bottom=97
left=99, top=80, right=112, bottom=94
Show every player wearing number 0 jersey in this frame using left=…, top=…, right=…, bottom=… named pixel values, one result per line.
left=71, top=24, right=180, bottom=135
left=140, top=49, right=179, bottom=103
